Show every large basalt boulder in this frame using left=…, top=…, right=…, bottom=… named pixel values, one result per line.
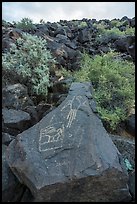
left=55, top=34, right=77, bottom=49
left=6, top=82, right=131, bottom=202
left=47, top=40, right=81, bottom=70
left=114, top=35, right=135, bottom=61
left=35, top=24, right=49, bottom=35
left=78, top=28, right=92, bottom=43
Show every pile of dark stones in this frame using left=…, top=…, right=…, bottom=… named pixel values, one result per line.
left=2, top=16, right=135, bottom=202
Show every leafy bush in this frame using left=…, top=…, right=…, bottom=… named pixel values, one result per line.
left=2, top=33, right=56, bottom=96
left=124, top=26, right=135, bottom=36
left=16, top=17, right=36, bottom=31
left=78, top=21, right=88, bottom=28
left=96, top=28, right=125, bottom=45
left=73, top=52, right=135, bottom=131
left=95, top=24, right=135, bottom=45
left=110, top=19, right=123, bottom=28
left=55, top=66, right=73, bottom=79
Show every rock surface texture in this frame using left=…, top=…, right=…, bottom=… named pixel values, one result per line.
left=2, top=108, right=31, bottom=135
left=7, top=82, right=131, bottom=202
left=2, top=145, right=25, bottom=202
left=2, top=83, right=34, bottom=110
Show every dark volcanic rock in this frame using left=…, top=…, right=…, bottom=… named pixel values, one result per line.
left=110, top=134, right=135, bottom=169
left=2, top=145, right=25, bottom=202
left=128, top=170, right=135, bottom=200
left=78, top=27, right=92, bottom=43
left=126, top=114, right=135, bottom=136
left=2, top=83, right=34, bottom=110
left=114, top=35, right=135, bottom=61
left=20, top=188, right=34, bottom=202
left=2, top=132, right=15, bottom=145
left=47, top=39, right=81, bottom=70
left=2, top=37, right=14, bottom=52
left=7, top=28, right=23, bottom=40
left=7, top=82, right=131, bottom=202
left=109, top=134, right=135, bottom=201
left=2, top=108, right=31, bottom=135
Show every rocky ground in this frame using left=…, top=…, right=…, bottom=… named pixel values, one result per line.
left=2, top=16, right=135, bottom=202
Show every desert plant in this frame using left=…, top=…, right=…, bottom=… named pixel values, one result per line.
left=110, top=19, right=123, bottom=28
left=124, top=26, right=135, bottom=36
left=96, top=27, right=125, bottom=45
left=78, top=21, right=88, bottom=28
left=73, top=51, right=135, bottom=131
left=16, top=17, right=36, bottom=31
left=2, top=33, right=56, bottom=96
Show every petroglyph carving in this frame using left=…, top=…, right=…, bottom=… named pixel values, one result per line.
left=39, top=123, right=64, bottom=152
left=39, top=95, right=88, bottom=152
left=61, top=96, right=88, bottom=128
left=56, top=161, right=70, bottom=167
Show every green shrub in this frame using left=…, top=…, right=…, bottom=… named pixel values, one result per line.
left=110, top=19, right=123, bottom=28
left=55, top=67, right=73, bottom=79
left=78, top=21, right=88, bottom=28
left=2, top=33, right=56, bottom=96
left=96, top=24, right=134, bottom=45
left=16, top=17, right=36, bottom=31
left=96, top=27, right=125, bottom=44
left=73, top=52, right=135, bottom=131
left=124, top=26, right=135, bottom=36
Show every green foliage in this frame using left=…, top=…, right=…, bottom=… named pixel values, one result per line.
left=55, top=67, right=73, bottom=79
left=95, top=21, right=135, bottom=44
left=78, top=21, right=88, bottom=28
left=73, top=52, right=91, bottom=82
left=2, top=33, right=56, bottom=96
left=104, top=28, right=124, bottom=36
left=96, top=28, right=124, bottom=44
left=93, top=21, right=107, bottom=32
left=111, top=19, right=123, bottom=28
left=124, top=26, right=135, bottom=36
left=16, top=17, right=36, bottom=31
left=73, top=52, right=135, bottom=131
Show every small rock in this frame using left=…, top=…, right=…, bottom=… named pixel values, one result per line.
left=2, top=83, right=34, bottom=110
left=2, top=132, right=15, bottom=145
left=2, top=108, right=31, bottom=134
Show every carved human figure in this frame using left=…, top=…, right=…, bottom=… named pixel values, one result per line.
left=61, top=96, right=88, bottom=128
